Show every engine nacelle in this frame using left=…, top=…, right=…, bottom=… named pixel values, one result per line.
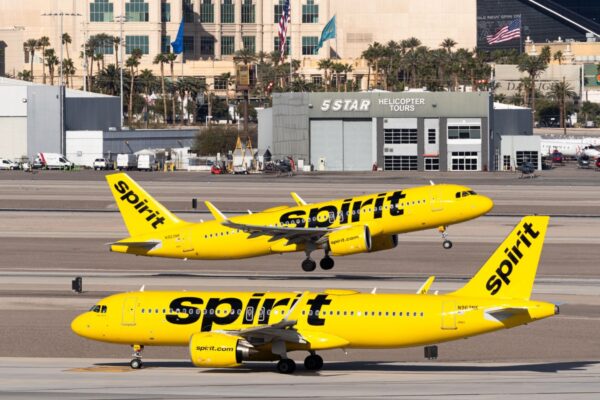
left=328, top=225, right=371, bottom=256
left=189, top=332, right=252, bottom=368
left=370, top=234, right=398, bottom=252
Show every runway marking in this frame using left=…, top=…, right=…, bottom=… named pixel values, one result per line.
left=67, top=366, right=134, bottom=373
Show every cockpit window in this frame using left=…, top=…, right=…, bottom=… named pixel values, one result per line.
left=101, top=305, right=107, bottom=313
left=90, top=305, right=101, bottom=313
left=455, top=192, right=461, bottom=198
left=468, top=190, right=477, bottom=195
left=89, top=305, right=107, bottom=313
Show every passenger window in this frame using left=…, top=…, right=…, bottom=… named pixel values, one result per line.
left=455, top=192, right=461, bottom=198
left=141, top=309, right=145, bottom=313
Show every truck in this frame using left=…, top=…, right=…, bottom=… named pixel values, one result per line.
left=116, top=154, right=137, bottom=171
left=36, top=153, right=74, bottom=170
left=137, top=154, right=157, bottom=171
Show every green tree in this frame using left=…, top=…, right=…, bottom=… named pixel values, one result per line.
left=23, top=39, right=39, bottom=81
left=62, top=33, right=72, bottom=61
left=95, top=64, right=125, bottom=96
left=17, top=69, right=32, bottom=82
left=125, top=48, right=142, bottom=124
left=233, top=48, right=257, bottom=65
left=548, top=80, right=576, bottom=129
left=553, top=50, right=564, bottom=65
left=177, top=76, right=206, bottom=124
left=153, top=53, right=169, bottom=123
left=317, top=58, right=333, bottom=91
left=44, top=48, right=59, bottom=85
left=440, top=37, right=457, bottom=53
left=165, top=52, right=178, bottom=124
left=193, top=125, right=240, bottom=155
left=61, top=58, right=76, bottom=88
left=37, top=36, right=50, bottom=84
left=518, top=46, right=551, bottom=115
left=113, top=36, right=122, bottom=68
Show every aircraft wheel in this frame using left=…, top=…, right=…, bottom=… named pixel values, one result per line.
left=319, top=256, right=334, bottom=270
left=130, top=358, right=143, bottom=369
left=276, top=359, right=296, bottom=374
left=301, top=259, right=317, bottom=272
left=304, top=354, right=323, bottom=371
left=443, top=240, right=453, bottom=250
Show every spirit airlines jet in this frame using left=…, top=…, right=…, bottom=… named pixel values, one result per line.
left=72, top=216, right=556, bottom=373
left=106, top=173, right=493, bottom=271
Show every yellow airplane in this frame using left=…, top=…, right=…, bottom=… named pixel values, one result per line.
left=105, top=173, right=493, bottom=271
left=72, top=216, right=557, bottom=373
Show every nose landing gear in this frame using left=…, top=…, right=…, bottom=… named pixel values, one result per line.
left=438, top=226, right=453, bottom=249
left=130, top=344, right=144, bottom=369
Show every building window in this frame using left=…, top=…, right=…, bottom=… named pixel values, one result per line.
left=302, top=0, right=319, bottom=23
left=428, top=128, right=436, bottom=144
left=302, top=36, right=318, bottom=55
left=503, top=155, right=511, bottom=170
left=214, top=76, right=228, bottom=90
left=90, top=0, right=114, bottom=22
left=274, top=36, right=290, bottom=55
left=184, top=36, right=194, bottom=56
left=312, top=75, right=322, bottom=85
left=161, top=35, right=171, bottom=53
left=126, top=35, right=149, bottom=54
left=424, top=158, right=439, bottom=171
left=161, top=2, right=171, bottom=22
left=516, top=151, right=538, bottom=167
left=183, top=0, right=194, bottom=23
left=200, top=36, right=215, bottom=56
left=200, top=0, right=214, bottom=22
left=448, top=125, right=481, bottom=140
left=242, top=0, right=255, bottom=23
left=274, top=0, right=287, bottom=23
left=96, top=42, right=114, bottom=55
left=451, top=151, right=478, bottom=171
left=126, top=0, right=149, bottom=22
left=384, top=128, right=417, bottom=144
left=385, top=156, right=418, bottom=171
left=221, top=35, right=234, bottom=55
left=242, top=36, right=255, bottom=53
left=221, top=0, right=234, bottom=23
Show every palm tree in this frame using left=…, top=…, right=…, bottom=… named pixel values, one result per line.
left=23, top=39, right=39, bottom=81
left=38, top=36, right=50, bottom=84
left=95, top=64, right=123, bottom=95
left=233, top=48, right=257, bottom=65
left=44, top=49, right=59, bottom=85
left=138, top=69, right=157, bottom=127
left=361, top=46, right=376, bottom=90
left=518, top=46, right=550, bottom=115
left=553, top=50, right=564, bottom=65
left=331, top=62, right=345, bottom=92
left=94, top=53, right=105, bottom=75
left=548, top=80, right=576, bottom=129
left=177, top=76, right=207, bottom=124
left=113, top=36, right=122, bottom=68
left=17, top=70, right=33, bottom=82
left=165, top=52, right=178, bottom=124
left=61, top=58, right=76, bottom=88
left=317, top=58, right=333, bottom=91
left=62, top=33, right=72, bottom=61
left=440, top=38, right=457, bottom=54
left=342, top=63, right=353, bottom=92
left=126, top=48, right=142, bottom=125
left=153, top=53, right=169, bottom=123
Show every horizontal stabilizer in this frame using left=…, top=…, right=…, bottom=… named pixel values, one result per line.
left=107, top=240, right=161, bottom=250
left=484, top=307, right=529, bottom=322
left=205, top=201, right=226, bottom=221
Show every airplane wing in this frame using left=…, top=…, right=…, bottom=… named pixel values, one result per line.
left=221, top=221, right=334, bottom=246
left=221, top=292, right=308, bottom=345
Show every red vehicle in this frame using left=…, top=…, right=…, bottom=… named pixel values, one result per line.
left=551, top=151, right=563, bottom=164
left=210, top=164, right=224, bottom=174
left=596, top=158, right=600, bottom=170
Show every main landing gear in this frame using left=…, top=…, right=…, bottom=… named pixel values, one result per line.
left=301, top=246, right=335, bottom=272
left=438, top=226, right=453, bottom=249
left=130, top=344, right=144, bottom=369
left=275, top=353, right=324, bottom=374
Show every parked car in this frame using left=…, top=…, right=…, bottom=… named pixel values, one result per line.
left=551, top=151, right=563, bottom=164
left=596, top=158, right=600, bottom=170
left=0, top=159, right=19, bottom=170
left=93, top=158, right=111, bottom=170
left=210, top=164, right=225, bottom=174
left=36, top=153, right=74, bottom=170
left=577, top=154, right=590, bottom=169
left=137, top=154, right=158, bottom=171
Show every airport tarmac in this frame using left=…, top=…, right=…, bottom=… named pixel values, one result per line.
left=0, top=169, right=599, bottom=398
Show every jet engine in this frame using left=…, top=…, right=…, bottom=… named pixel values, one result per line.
left=189, top=332, right=253, bottom=368
left=327, top=225, right=371, bottom=256
left=369, top=234, right=398, bottom=252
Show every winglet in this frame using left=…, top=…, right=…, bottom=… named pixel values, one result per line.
left=205, top=201, right=227, bottom=221
left=417, top=276, right=435, bottom=294
left=290, top=192, right=307, bottom=206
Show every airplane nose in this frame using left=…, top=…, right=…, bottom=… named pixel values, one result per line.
left=71, top=314, right=90, bottom=338
left=480, top=195, right=494, bottom=214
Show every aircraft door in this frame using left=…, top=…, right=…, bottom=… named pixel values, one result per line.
left=430, top=186, right=444, bottom=212
left=441, top=302, right=457, bottom=330
left=122, top=297, right=137, bottom=326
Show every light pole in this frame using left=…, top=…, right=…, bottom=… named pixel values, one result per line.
left=41, top=11, right=81, bottom=156
left=115, top=14, right=127, bottom=128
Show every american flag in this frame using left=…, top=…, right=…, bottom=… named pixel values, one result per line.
left=486, top=18, right=521, bottom=45
left=278, top=0, right=291, bottom=61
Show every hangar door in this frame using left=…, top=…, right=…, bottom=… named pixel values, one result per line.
left=310, top=120, right=372, bottom=171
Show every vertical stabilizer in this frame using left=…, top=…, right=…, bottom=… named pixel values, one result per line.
left=451, top=216, right=549, bottom=300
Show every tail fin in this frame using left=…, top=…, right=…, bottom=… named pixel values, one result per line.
left=106, top=173, right=182, bottom=237
left=451, top=216, right=549, bottom=300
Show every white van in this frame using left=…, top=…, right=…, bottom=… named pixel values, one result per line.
left=116, top=154, right=137, bottom=171
left=37, top=153, right=74, bottom=170
left=137, top=154, right=158, bottom=171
